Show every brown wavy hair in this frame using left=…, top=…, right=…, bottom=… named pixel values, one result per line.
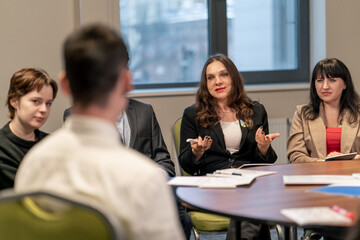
left=195, top=54, right=254, bottom=128
left=6, top=68, right=58, bottom=119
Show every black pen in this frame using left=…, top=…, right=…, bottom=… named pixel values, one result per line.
left=231, top=173, right=242, bottom=176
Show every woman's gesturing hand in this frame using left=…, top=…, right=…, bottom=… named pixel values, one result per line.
left=190, top=136, right=213, bottom=162
left=255, top=126, right=280, bottom=157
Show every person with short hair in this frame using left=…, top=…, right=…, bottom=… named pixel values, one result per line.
left=63, top=98, right=193, bottom=239
left=15, top=24, right=185, bottom=240
left=0, top=67, right=57, bottom=190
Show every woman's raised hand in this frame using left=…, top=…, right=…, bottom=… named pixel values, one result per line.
left=190, top=136, right=213, bottom=162
left=255, top=126, right=280, bottom=157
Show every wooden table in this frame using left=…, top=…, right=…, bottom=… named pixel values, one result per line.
left=176, top=160, right=360, bottom=239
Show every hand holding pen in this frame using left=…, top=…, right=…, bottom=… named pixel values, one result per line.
left=187, top=136, right=212, bottom=162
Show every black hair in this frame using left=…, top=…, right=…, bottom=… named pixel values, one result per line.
left=63, top=23, right=129, bottom=107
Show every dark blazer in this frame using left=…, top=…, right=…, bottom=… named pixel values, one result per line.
left=179, top=102, right=277, bottom=175
left=126, top=99, right=175, bottom=176
left=63, top=99, right=175, bottom=177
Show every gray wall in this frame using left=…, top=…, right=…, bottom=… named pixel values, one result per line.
left=0, top=0, right=359, bottom=166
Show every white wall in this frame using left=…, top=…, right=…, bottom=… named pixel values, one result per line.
left=0, top=0, right=75, bottom=132
left=326, top=0, right=360, bottom=86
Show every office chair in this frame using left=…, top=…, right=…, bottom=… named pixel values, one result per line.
left=0, top=190, right=124, bottom=240
left=172, top=117, right=230, bottom=240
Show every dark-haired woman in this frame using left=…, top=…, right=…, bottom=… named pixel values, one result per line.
left=0, top=68, right=58, bottom=190
left=179, top=54, right=280, bottom=240
left=288, top=58, right=360, bottom=163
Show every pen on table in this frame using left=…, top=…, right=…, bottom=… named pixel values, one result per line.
left=231, top=173, right=242, bottom=176
left=212, top=172, right=242, bottom=176
left=206, top=173, right=242, bottom=178
left=332, top=205, right=354, bottom=220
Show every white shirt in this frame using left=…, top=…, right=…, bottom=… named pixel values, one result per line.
left=15, top=115, right=184, bottom=240
left=115, top=111, right=131, bottom=147
left=220, top=120, right=242, bottom=154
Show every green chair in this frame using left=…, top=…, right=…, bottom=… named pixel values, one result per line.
left=0, top=190, right=124, bottom=240
left=172, top=117, right=230, bottom=240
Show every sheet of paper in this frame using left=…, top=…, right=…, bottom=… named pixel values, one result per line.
left=214, top=168, right=276, bottom=178
left=168, top=176, right=255, bottom=188
left=283, top=175, right=356, bottom=185
left=281, top=207, right=353, bottom=226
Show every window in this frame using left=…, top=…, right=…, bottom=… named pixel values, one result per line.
left=120, top=0, right=309, bottom=89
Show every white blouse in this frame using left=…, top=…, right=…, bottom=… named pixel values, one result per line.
left=220, top=120, right=242, bottom=154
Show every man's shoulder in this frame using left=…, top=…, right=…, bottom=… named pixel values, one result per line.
left=128, top=98, right=152, bottom=110
left=22, top=128, right=76, bottom=158
left=111, top=147, right=161, bottom=172
left=22, top=128, right=163, bottom=178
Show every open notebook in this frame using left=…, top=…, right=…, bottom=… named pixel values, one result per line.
left=168, top=168, right=276, bottom=189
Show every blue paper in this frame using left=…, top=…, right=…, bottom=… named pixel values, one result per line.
left=308, top=186, right=360, bottom=197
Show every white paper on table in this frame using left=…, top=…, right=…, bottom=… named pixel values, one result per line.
left=214, top=168, right=276, bottom=178
left=168, top=176, right=255, bottom=188
left=283, top=175, right=356, bottom=185
left=280, top=207, right=353, bottom=226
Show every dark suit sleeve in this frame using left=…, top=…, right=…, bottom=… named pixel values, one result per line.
left=178, top=105, right=202, bottom=175
left=253, top=103, right=277, bottom=163
left=149, top=106, right=176, bottom=177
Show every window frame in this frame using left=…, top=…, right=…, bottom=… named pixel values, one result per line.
left=130, top=0, right=310, bottom=89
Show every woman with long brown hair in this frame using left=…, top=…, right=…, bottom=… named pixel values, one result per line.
left=179, top=54, right=279, bottom=240
left=179, top=54, right=279, bottom=175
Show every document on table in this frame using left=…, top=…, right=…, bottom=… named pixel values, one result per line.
left=281, top=207, right=354, bottom=226
left=308, top=185, right=360, bottom=197
left=324, top=152, right=357, bottom=161
left=168, top=176, right=255, bottom=188
left=283, top=175, right=356, bottom=185
left=308, top=182, right=360, bottom=197
left=214, top=168, right=276, bottom=178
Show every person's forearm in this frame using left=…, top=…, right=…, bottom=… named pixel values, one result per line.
left=192, top=149, right=204, bottom=162
left=257, top=144, right=270, bottom=157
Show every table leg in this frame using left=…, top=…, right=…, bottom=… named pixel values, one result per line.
left=234, top=219, right=242, bottom=240
left=284, top=226, right=297, bottom=240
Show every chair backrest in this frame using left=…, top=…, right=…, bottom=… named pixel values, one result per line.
left=172, top=117, right=182, bottom=157
left=172, top=117, right=192, bottom=176
left=0, top=191, right=124, bottom=240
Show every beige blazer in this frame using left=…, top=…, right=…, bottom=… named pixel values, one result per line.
left=287, top=104, right=360, bottom=163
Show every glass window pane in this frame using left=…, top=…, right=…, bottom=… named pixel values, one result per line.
left=227, top=0, right=297, bottom=72
left=120, top=0, right=208, bottom=85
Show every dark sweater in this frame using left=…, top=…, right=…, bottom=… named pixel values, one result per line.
left=0, top=122, right=47, bottom=190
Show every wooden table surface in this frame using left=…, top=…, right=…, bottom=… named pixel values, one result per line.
left=176, top=160, right=360, bottom=227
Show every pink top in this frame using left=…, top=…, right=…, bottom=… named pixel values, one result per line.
left=326, top=127, right=342, bottom=155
